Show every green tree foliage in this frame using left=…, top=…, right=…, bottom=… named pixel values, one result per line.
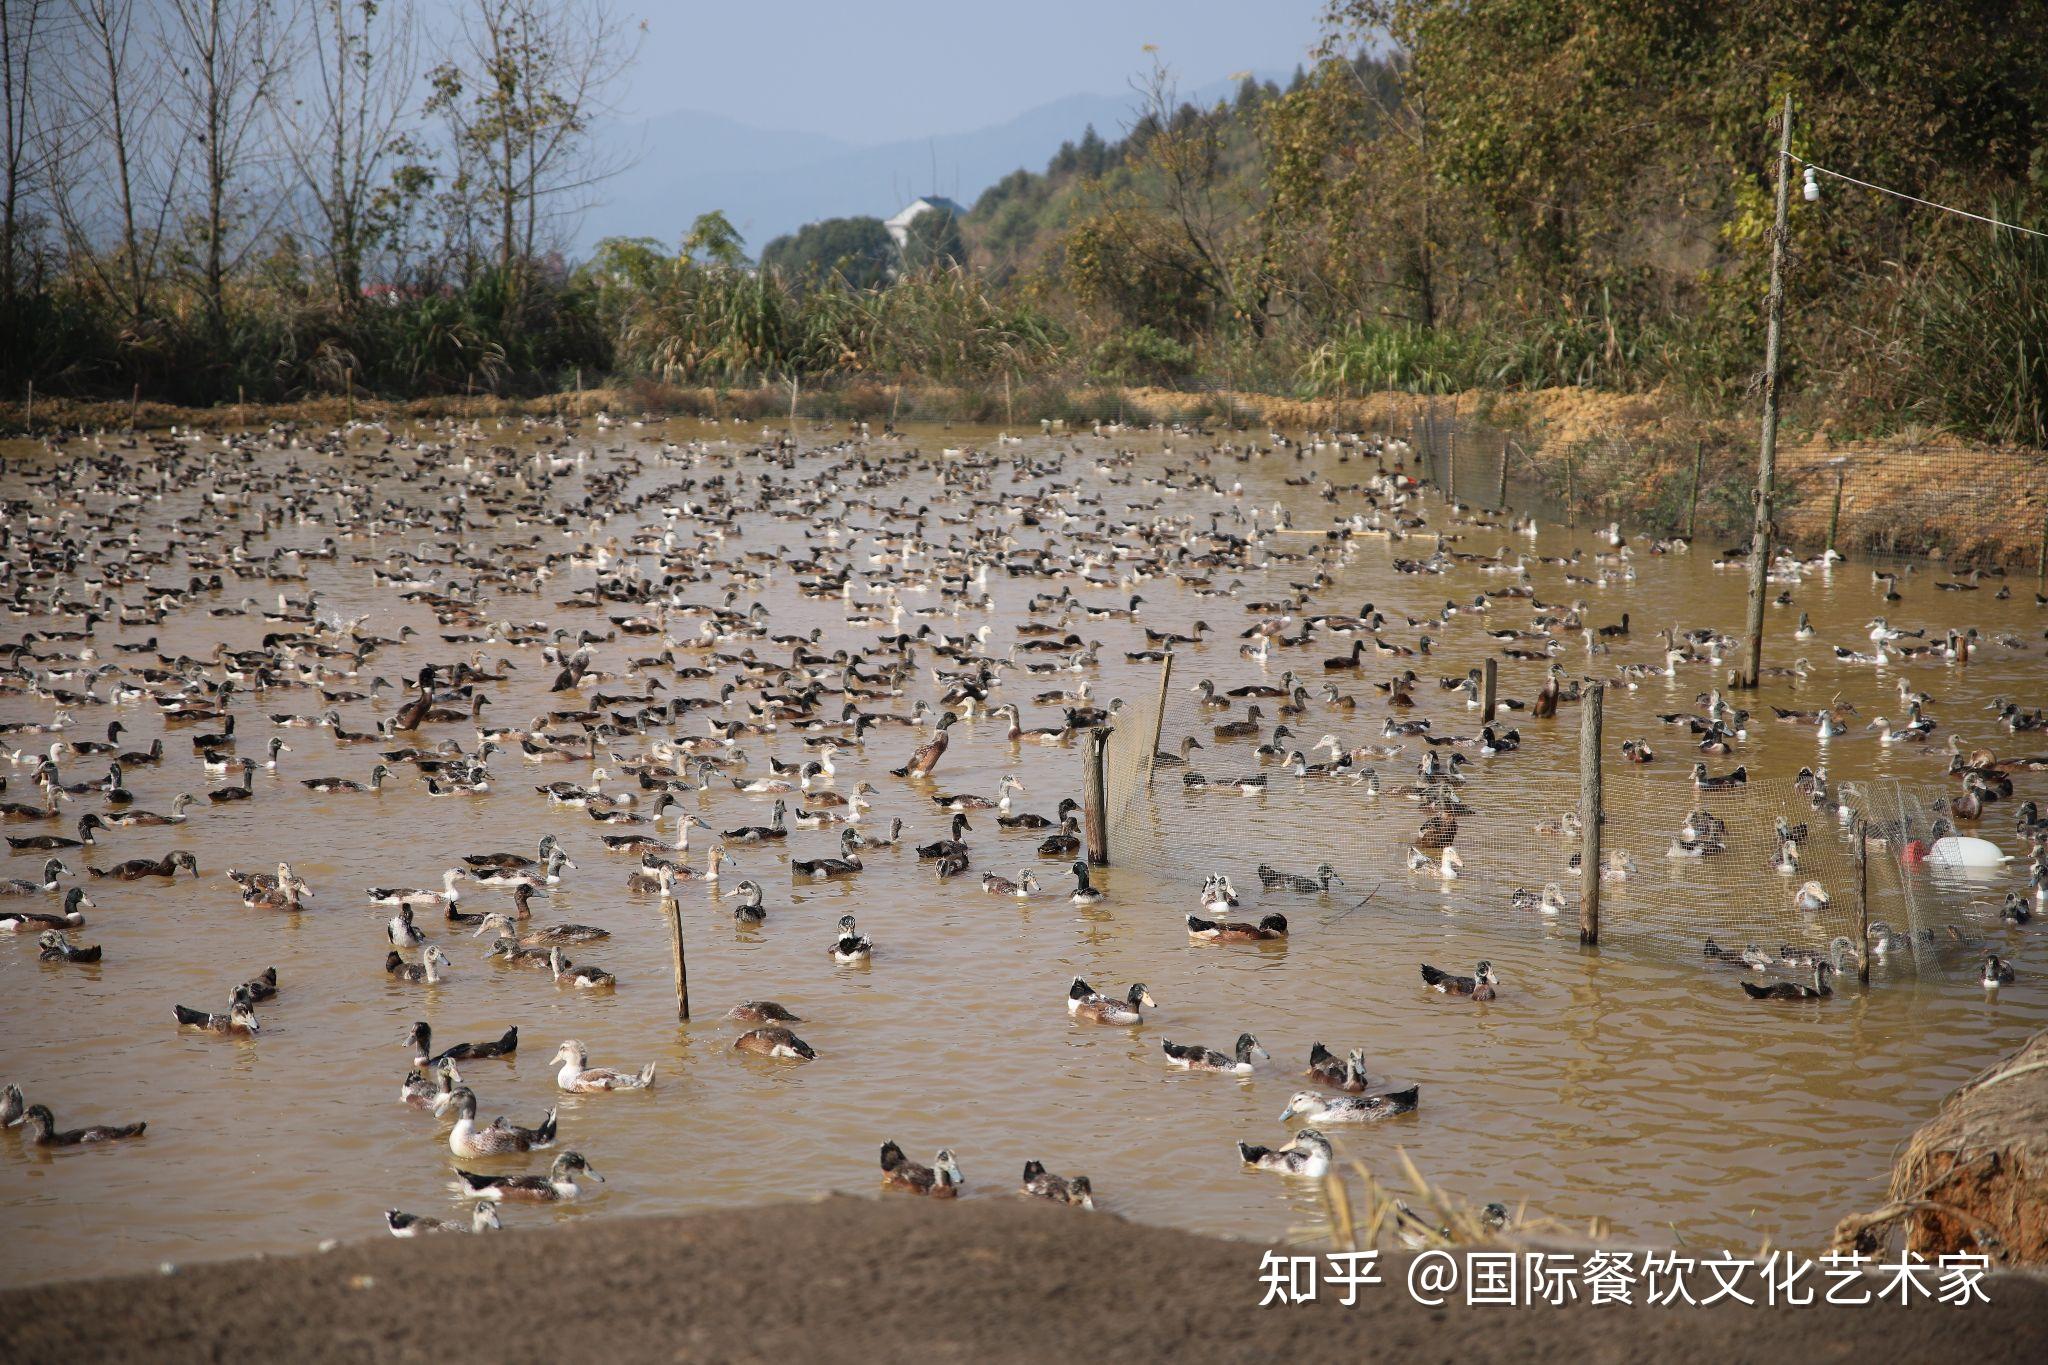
left=761, top=216, right=895, bottom=289
left=899, top=207, right=966, bottom=272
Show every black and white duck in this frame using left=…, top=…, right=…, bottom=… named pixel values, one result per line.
left=733, top=1025, right=815, bottom=1059
left=879, top=1141, right=961, bottom=1197
left=1067, top=977, right=1153, bottom=1025
left=1020, top=1160, right=1093, bottom=1208
left=1420, top=960, right=1498, bottom=1000
left=1, top=886, right=91, bottom=933
left=440, top=1086, right=557, bottom=1157
left=407, top=1021, right=517, bottom=1066
left=1278, top=1086, right=1419, bottom=1124
left=1161, top=1033, right=1267, bottom=1074
left=19, top=1103, right=146, bottom=1146
left=385, top=1202, right=500, bottom=1236
left=453, top=1151, right=601, bottom=1202
left=1236, top=1128, right=1332, bottom=1177
left=551, top=1039, right=654, bottom=1092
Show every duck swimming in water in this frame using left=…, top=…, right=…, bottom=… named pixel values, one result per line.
left=1981, top=953, right=2016, bottom=988
left=1278, top=1086, right=1420, bottom=1124
left=471, top=909, right=610, bottom=946
left=1020, top=1160, right=1093, bottom=1208
left=20, top=1103, right=146, bottom=1145
left=36, top=928, right=100, bottom=963
left=551, top=1039, right=654, bottom=1092
left=439, top=1086, right=558, bottom=1157
left=733, top=1025, right=815, bottom=1060
left=1067, top=977, right=1154, bottom=1025
left=1236, top=1128, right=1332, bottom=1177
left=407, top=1021, right=517, bottom=1066
left=548, top=945, right=614, bottom=989
left=1, top=887, right=91, bottom=933
left=1420, top=960, right=1498, bottom=1000
left=0, top=858, right=70, bottom=895
left=879, top=1141, right=961, bottom=1196
left=828, top=914, right=873, bottom=963
left=1185, top=910, right=1288, bottom=942
left=454, top=1150, right=601, bottom=1202
left=175, top=986, right=260, bottom=1034
left=385, top=1202, right=500, bottom=1236
left=385, top=946, right=452, bottom=984
left=1161, top=1033, right=1267, bottom=1073
left=726, top=1000, right=802, bottom=1024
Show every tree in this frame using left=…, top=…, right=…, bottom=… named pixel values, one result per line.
left=761, top=216, right=894, bottom=289
left=166, top=0, right=285, bottom=338
left=425, top=0, right=638, bottom=304
left=683, top=209, right=746, bottom=270
left=899, top=206, right=965, bottom=273
left=279, top=0, right=428, bottom=309
left=0, top=0, right=55, bottom=303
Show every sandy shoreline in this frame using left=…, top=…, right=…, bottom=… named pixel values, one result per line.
left=3, top=1196, right=2043, bottom=1363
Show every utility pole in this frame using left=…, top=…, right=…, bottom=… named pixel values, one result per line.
left=1739, top=93, right=1793, bottom=690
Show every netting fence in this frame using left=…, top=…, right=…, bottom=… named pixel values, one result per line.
left=1401, top=400, right=2047, bottom=569
left=1101, top=657, right=1999, bottom=980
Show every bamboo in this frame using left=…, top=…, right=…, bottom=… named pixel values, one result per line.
left=1854, top=815, right=1870, bottom=987
left=1082, top=726, right=1111, bottom=867
left=662, top=888, right=689, bottom=1021
left=1739, top=93, right=1795, bottom=690
left=1146, top=653, right=1175, bottom=787
left=1579, top=682, right=1604, bottom=946
left=1481, top=657, right=1498, bottom=724
left=1685, top=439, right=1705, bottom=538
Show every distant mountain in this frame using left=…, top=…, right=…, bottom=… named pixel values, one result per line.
left=579, top=75, right=1268, bottom=255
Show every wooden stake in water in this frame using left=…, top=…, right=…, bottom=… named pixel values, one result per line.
left=131, top=383, right=140, bottom=429
left=1004, top=370, right=1013, bottom=428
left=237, top=384, right=245, bottom=429
left=1565, top=444, right=1577, bottom=528
left=1685, top=439, right=1705, bottom=538
left=1578, top=681, right=1604, bottom=947
left=345, top=368, right=355, bottom=424
left=788, top=374, right=799, bottom=430
left=1482, top=657, right=1498, bottom=724
left=1146, top=653, right=1175, bottom=788
left=2037, top=511, right=2046, bottom=591
left=1446, top=429, right=1457, bottom=502
left=1496, top=436, right=1509, bottom=509
left=1082, top=726, right=1111, bottom=867
left=1854, top=815, right=1870, bottom=987
left=1739, top=92, right=1795, bottom=690
left=663, top=888, right=689, bottom=1022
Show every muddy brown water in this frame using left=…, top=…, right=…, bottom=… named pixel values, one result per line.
left=0, top=421, right=2042, bottom=1286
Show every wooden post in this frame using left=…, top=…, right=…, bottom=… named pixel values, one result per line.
left=890, top=384, right=901, bottom=429
left=789, top=373, right=799, bottom=430
left=1565, top=444, right=1577, bottom=528
left=1854, top=815, right=1870, bottom=987
left=1082, top=726, right=1111, bottom=867
left=1685, top=439, right=1705, bottom=538
left=1825, top=463, right=1845, bottom=560
left=344, top=367, right=355, bottom=424
left=23, top=379, right=30, bottom=431
left=1004, top=370, right=1013, bottom=428
left=662, top=888, right=689, bottom=1021
left=1145, top=653, right=1175, bottom=787
left=1496, top=436, right=1510, bottom=510
left=237, top=384, right=245, bottom=429
left=1446, top=429, right=1457, bottom=502
left=1481, top=657, right=1498, bottom=724
left=1739, top=92, right=1795, bottom=690
left=1578, top=681, right=1604, bottom=946
left=2037, top=510, right=2045, bottom=592
left=130, top=383, right=140, bottom=428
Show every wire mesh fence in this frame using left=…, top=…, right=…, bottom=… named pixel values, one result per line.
left=1103, top=655, right=2006, bottom=981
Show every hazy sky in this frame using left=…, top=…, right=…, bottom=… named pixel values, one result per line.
left=605, top=0, right=1329, bottom=142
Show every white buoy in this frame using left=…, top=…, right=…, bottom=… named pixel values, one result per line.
left=1927, top=835, right=2012, bottom=868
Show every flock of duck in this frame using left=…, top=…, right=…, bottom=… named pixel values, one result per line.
left=1, top=412, right=2042, bottom=1243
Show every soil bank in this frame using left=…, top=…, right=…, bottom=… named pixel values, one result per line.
left=4, top=1196, right=2045, bottom=1364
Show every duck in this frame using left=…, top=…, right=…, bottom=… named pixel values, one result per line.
left=733, top=1026, right=816, bottom=1060
left=367, top=868, right=466, bottom=909
left=37, top=929, right=101, bottom=963
left=406, top=1021, right=517, bottom=1066
left=1792, top=880, right=1831, bottom=913
left=385, top=1202, right=500, bottom=1236
left=1161, top=1033, right=1267, bottom=1074
left=888, top=711, right=958, bottom=778
left=8, top=813, right=104, bottom=851
left=1420, top=960, right=1497, bottom=1000
left=2000, top=892, right=2033, bottom=926
left=100, top=793, right=197, bottom=826
left=1236, top=1128, right=1332, bottom=1177
left=439, top=1086, right=558, bottom=1157
left=1692, top=762, right=1748, bottom=791
left=1020, top=1160, right=1093, bottom=1208
left=725, top=1000, right=802, bottom=1024
left=207, top=759, right=257, bottom=802
left=174, top=987, right=260, bottom=1034
left=931, top=774, right=1024, bottom=811
left=1, top=887, right=92, bottom=933
left=471, top=909, right=610, bottom=946
left=302, top=764, right=390, bottom=793
left=1305, top=1043, right=1372, bottom=1092
left=1185, top=910, right=1288, bottom=942
left=1278, top=1086, right=1420, bottom=1123
left=551, top=1039, right=655, bottom=1091
left=386, top=904, right=427, bottom=948
left=1066, top=977, right=1154, bottom=1025
left=19, top=1103, right=146, bottom=1145
left=548, top=945, right=614, bottom=989
left=0, top=858, right=70, bottom=895
left=463, top=833, right=562, bottom=872
left=454, top=1150, right=601, bottom=1202
left=999, top=797, right=1081, bottom=830
left=385, top=946, right=452, bottom=984
left=399, top=1057, right=463, bottom=1110
left=1508, top=883, right=1566, bottom=917
left=88, top=849, right=200, bottom=881
left=1741, top=961, right=1835, bottom=1000
left=1407, top=845, right=1464, bottom=880
left=728, top=879, right=767, bottom=925
left=1981, top=953, right=2016, bottom=988
left=879, top=1141, right=961, bottom=1197
left=1069, top=859, right=1105, bottom=905
left=915, top=814, right=974, bottom=860
left=829, top=914, right=873, bottom=962
left=1256, top=861, right=1342, bottom=893
left=791, top=828, right=863, bottom=879
left=980, top=868, right=1041, bottom=898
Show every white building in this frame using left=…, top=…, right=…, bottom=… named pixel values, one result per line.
left=883, top=196, right=965, bottom=251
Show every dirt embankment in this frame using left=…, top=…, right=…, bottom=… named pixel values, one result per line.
left=3, top=1196, right=2045, bottom=1364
